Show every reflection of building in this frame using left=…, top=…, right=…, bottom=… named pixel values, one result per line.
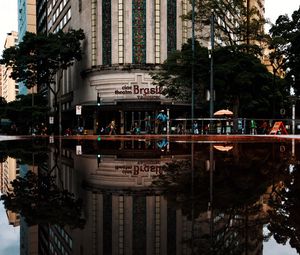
left=19, top=164, right=39, bottom=255
left=12, top=140, right=285, bottom=254
left=1, top=157, right=20, bottom=227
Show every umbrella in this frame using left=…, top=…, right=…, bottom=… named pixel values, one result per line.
left=213, top=109, right=233, bottom=116
left=213, top=145, right=233, bottom=152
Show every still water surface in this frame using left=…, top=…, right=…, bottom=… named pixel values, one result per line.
left=0, top=137, right=299, bottom=254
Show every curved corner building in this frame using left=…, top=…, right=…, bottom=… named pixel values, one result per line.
left=45, top=0, right=191, bottom=134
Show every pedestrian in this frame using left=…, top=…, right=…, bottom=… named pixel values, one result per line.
left=131, top=122, right=141, bottom=135
left=192, top=121, right=199, bottom=134
left=108, top=120, right=116, bottom=135
left=250, top=119, right=257, bottom=135
left=144, top=112, right=152, bottom=134
left=221, top=118, right=226, bottom=134
left=156, top=110, right=168, bottom=134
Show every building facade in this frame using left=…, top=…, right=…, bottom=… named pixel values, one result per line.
left=2, top=31, right=19, bottom=103
left=44, top=0, right=192, bottom=134
left=42, top=0, right=265, bottom=134
left=18, top=0, right=37, bottom=95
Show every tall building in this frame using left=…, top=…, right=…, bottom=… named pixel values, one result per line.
left=2, top=31, right=18, bottom=103
left=44, top=0, right=192, bottom=134
left=41, top=0, right=265, bottom=134
left=18, top=0, right=37, bottom=95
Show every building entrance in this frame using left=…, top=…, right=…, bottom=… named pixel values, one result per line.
left=124, top=111, right=155, bottom=134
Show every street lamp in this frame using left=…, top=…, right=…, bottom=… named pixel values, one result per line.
left=191, top=0, right=195, bottom=127
left=97, top=92, right=101, bottom=106
left=209, top=11, right=215, bottom=132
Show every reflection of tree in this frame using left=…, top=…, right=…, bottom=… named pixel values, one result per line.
left=266, top=164, right=300, bottom=253
left=1, top=171, right=85, bottom=229
left=152, top=143, right=291, bottom=254
left=0, top=139, right=48, bottom=165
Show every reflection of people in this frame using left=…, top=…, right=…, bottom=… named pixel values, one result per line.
left=108, top=120, right=116, bottom=135
left=156, top=139, right=168, bottom=151
left=156, top=110, right=168, bottom=134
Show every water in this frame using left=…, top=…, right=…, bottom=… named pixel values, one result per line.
left=0, top=137, right=299, bottom=254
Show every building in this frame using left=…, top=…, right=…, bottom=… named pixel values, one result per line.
left=2, top=31, right=18, bottom=103
left=18, top=0, right=37, bottom=95
left=43, top=0, right=192, bottom=134
left=41, top=0, right=265, bottom=134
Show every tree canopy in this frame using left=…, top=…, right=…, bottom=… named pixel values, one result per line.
left=151, top=40, right=288, bottom=118
left=188, top=0, right=266, bottom=47
left=269, top=6, right=300, bottom=95
left=0, top=29, right=85, bottom=90
left=1, top=171, right=86, bottom=229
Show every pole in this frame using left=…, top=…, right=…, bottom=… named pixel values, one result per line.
left=191, top=0, right=195, bottom=130
left=209, top=11, right=215, bottom=130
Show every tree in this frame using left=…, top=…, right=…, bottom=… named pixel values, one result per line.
left=1, top=171, right=86, bottom=229
left=188, top=0, right=266, bottom=47
left=151, top=40, right=288, bottom=118
left=269, top=7, right=300, bottom=95
left=0, top=29, right=85, bottom=133
left=2, top=94, right=49, bottom=134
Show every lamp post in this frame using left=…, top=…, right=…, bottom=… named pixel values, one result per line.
left=191, top=0, right=195, bottom=129
left=209, top=11, right=215, bottom=132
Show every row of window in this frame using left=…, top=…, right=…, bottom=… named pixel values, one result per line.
left=48, top=0, right=68, bottom=15
left=48, top=0, right=69, bottom=31
left=53, top=9, right=72, bottom=33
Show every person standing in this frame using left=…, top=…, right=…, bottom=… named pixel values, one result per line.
left=192, top=121, right=199, bottom=134
left=108, top=120, right=116, bottom=135
left=156, top=110, right=168, bottom=134
left=250, top=119, right=257, bottom=135
left=144, top=112, right=152, bottom=134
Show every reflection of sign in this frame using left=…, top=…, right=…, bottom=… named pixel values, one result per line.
left=76, top=105, right=82, bottom=115
left=115, top=164, right=164, bottom=175
left=269, top=122, right=288, bottom=135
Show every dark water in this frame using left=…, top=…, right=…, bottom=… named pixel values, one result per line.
left=0, top=137, right=299, bottom=255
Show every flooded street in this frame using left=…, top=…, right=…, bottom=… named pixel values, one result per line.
left=0, top=137, right=299, bottom=254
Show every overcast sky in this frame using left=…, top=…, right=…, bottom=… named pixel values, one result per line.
left=0, top=0, right=300, bottom=54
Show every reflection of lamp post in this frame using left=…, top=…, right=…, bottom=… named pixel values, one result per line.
left=288, top=95, right=298, bottom=135
left=288, top=76, right=298, bottom=135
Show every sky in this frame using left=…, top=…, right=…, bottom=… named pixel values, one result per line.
left=0, top=0, right=300, bottom=54
left=0, top=193, right=20, bottom=255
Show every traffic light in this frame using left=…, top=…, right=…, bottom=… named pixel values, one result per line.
left=97, top=92, right=100, bottom=106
